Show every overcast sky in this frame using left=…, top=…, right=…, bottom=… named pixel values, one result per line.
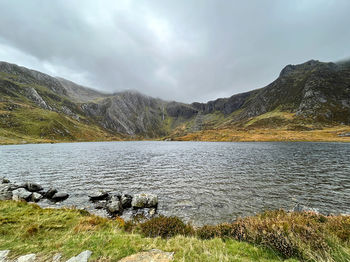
left=0, top=0, right=349, bottom=102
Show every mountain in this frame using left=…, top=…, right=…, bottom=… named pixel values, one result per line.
left=0, top=59, right=349, bottom=144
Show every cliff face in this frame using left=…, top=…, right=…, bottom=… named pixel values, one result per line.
left=0, top=59, right=349, bottom=142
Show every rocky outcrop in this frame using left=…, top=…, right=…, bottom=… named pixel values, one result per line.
left=0, top=250, right=92, bottom=262
left=131, top=194, right=158, bottom=209
left=66, top=250, right=92, bottom=262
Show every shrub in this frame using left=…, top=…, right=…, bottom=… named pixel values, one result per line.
left=139, top=215, right=193, bottom=238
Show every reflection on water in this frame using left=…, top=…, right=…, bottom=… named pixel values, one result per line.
left=0, top=141, right=349, bottom=225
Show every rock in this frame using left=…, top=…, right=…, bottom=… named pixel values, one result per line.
left=0, top=250, right=10, bottom=262
left=293, top=203, right=319, bottom=214
left=0, top=184, right=13, bottom=200
left=338, top=132, right=350, bottom=137
left=121, top=194, right=133, bottom=208
left=16, top=254, right=36, bottom=262
left=88, top=190, right=109, bottom=201
left=94, top=200, right=107, bottom=210
left=51, top=192, right=69, bottom=202
left=66, top=250, right=92, bottom=262
left=106, top=196, right=123, bottom=215
left=31, top=192, right=43, bottom=202
left=131, top=194, right=158, bottom=209
left=118, top=249, right=174, bottom=262
left=12, top=188, right=32, bottom=201
left=45, top=188, right=58, bottom=199
left=1, top=178, right=10, bottom=184
left=52, top=253, right=62, bottom=262
left=23, top=182, right=43, bottom=192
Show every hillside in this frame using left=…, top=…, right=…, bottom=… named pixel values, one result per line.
left=0, top=60, right=350, bottom=144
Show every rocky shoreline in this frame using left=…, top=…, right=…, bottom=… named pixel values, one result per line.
left=0, top=178, right=159, bottom=221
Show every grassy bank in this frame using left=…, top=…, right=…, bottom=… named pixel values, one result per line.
left=1, top=201, right=349, bottom=261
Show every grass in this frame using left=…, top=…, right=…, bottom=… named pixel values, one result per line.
left=0, top=201, right=295, bottom=262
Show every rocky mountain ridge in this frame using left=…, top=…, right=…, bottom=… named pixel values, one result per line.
left=0, top=59, right=349, bottom=142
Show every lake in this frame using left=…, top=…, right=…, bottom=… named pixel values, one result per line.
left=0, top=141, right=349, bottom=225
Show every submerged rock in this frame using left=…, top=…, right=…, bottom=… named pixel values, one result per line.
left=12, top=188, right=32, bottom=201
left=132, top=193, right=158, bottom=209
left=293, top=203, right=319, bottom=214
left=66, top=250, right=92, bottom=262
left=1, top=178, right=10, bottom=184
left=88, top=190, right=109, bottom=201
left=118, top=249, right=174, bottom=262
left=51, top=192, right=69, bottom=202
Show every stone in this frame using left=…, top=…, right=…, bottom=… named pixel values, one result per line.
left=12, top=188, right=32, bottom=201
left=23, top=182, right=43, bottom=192
left=66, top=250, right=92, bottom=262
left=1, top=178, right=10, bottom=184
left=16, top=254, right=36, bottom=262
left=293, top=203, right=319, bottom=214
left=94, top=201, right=107, bottom=210
left=52, top=253, right=62, bottom=262
left=45, top=188, right=58, bottom=199
left=131, top=194, right=158, bottom=209
left=31, top=192, right=43, bottom=202
left=118, top=249, right=174, bottom=262
left=106, top=196, right=123, bottom=215
left=88, top=190, right=109, bottom=201
left=0, top=184, right=13, bottom=200
left=51, top=192, right=69, bottom=202
left=121, top=194, right=133, bottom=208
left=0, top=250, right=10, bottom=262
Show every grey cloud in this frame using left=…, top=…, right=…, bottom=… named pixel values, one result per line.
left=0, top=0, right=349, bottom=102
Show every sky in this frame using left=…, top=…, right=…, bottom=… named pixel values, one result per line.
left=0, top=0, right=349, bottom=103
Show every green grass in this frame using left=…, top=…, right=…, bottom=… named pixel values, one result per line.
left=0, top=201, right=293, bottom=262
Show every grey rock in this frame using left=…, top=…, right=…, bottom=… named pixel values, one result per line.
left=131, top=193, right=158, bottom=209
left=66, top=250, right=92, bottom=262
left=1, top=178, right=10, bottom=184
left=0, top=250, right=10, bottom=262
left=52, top=253, right=62, bottom=262
left=51, top=192, right=69, bottom=202
left=45, top=188, right=58, bottom=199
left=88, top=190, right=109, bottom=201
left=12, top=188, right=32, bottom=201
left=16, top=254, right=36, bottom=262
left=293, top=203, right=319, bottom=214
left=121, top=194, right=132, bottom=208
left=31, top=192, right=43, bottom=202
left=0, top=184, right=13, bottom=200
left=338, top=132, right=350, bottom=137
left=107, top=196, right=123, bottom=215
left=23, top=182, right=43, bottom=192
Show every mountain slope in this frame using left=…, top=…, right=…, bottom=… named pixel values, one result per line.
left=0, top=59, right=350, bottom=144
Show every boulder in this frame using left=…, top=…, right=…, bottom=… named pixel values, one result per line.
left=23, top=182, right=43, bottom=192
left=118, top=249, right=174, bottom=262
left=94, top=200, right=107, bottom=210
left=132, top=193, right=158, bottom=209
left=121, top=194, right=133, bottom=208
left=66, top=250, right=92, bottom=262
left=88, top=190, right=109, bottom=201
left=0, top=184, right=13, bottom=200
left=0, top=250, right=10, bottom=262
left=106, top=196, right=123, bottom=215
left=45, top=188, right=58, bottom=199
left=51, top=192, right=69, bottom=202
left=12, top=188, right=32, bottom=201
left=16, top=254, right=36, bottom=262
left=31, top=192, right=43, bottom=202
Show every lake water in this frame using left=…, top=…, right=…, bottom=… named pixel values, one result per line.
left=0, top=141, right=349, bottom=225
